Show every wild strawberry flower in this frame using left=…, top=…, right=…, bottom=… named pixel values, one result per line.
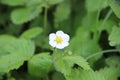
left=49, top=30, right=70, bottom=49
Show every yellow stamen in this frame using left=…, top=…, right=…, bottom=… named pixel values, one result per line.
left=55, top=36, right=62, bottom=43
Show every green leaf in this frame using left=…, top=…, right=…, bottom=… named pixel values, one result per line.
left=82, top=12, right=98, bottom=27
left=0, top=38, right=35, bottom=74
left=54, top=57, right=71, bottom=76
left=86, top=0, right=108, bottom=12
left=28, top=53, right=53, bottom=77
left=98, top=67, right=120, bottom=80
left=26, top=0, right=43, bottom=7
left=48, top=0, right=64, bottom=5
left=0, top=54, right=25, bottom=74
left=0, top=0, right=28, bottom=6
left=54, top=0, right=71, bottom=23
left=52, top=72, right=66, bottom=80
left=67, top=69, right=106, bottom=80
left=0, top=35, right=16, bottom=47
left=108, top=0, right=120, bottom=18
left=53, top=52, right=90, bottom=76
left=20, top=27, right=42, bottom=39
left=66, top=27, right=102, bottom=67
left=67, top=27, right=102, bottom=59
left=108, top=26, right=120, bottom=46
left=5, top=38, right=35, bottom=57
left=11, top=7, right=42, bottom=24
left=63, top=56, right=91, bottom=70
left=26, top=0, right=64, bottom=8
left=105, top=56, right=120, bottom=67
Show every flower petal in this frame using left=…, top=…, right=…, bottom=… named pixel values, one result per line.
left=56, top=43, right=64, bottom=49
left=56, top=30, right=64, bottom=36
left=49, top=33, right=56, bottom=41
left=62, top=34, right=70, bottom=42
left=49, top=40, right=56, bottom=47
left=62, top=42, right=69, bottom=47
left=49, top=30, right=70, bottom=49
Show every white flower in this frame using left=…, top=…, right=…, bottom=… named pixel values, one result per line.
left=49, top=30, right=70, bottom=49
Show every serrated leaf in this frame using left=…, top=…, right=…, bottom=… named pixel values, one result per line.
left=66, top=27, right=102, bottom=66
left=66, top=69, right=106, bottom=80
left=63, top=56, right=91, bottom=70
left=0, top=35, right=16, bottom=47
left=86, top=0, right=108, bottom=12
left=0, top=0, right=28, bottom=6
left=108, top=0, right=120, bottom=18
left=0, top=35, right=16, bottom=57
left=54, top=1, right=71, bottom=23
left=54, top=57, right=71, bottom=76
left=54, top=53, right=90, bottom=76
left=0, top=54, right=25, bottom=74
left=20, top=27, right=42, bottom=39
left=0, top=38, right=35, bottom=74
left=28, top=53, right=53, bottom=77
left=98, top=67, right=120, bottom=80
left=108, top=26, right=120, bottom=46
left=105, top=56, right=120, bottom=67
left=11, top=6, right=42, bottom=24
left=5, top=39, right=35, bottom=58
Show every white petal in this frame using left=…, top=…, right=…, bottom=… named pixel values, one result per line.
left=62, top=34, right=70, bottom=42
left=62, top=42, right=69, bottom=47
left=56, top=44, right=64, bottom=49
left=49, top=41, right=56, bottom=47
left=49, top=33, right=56, bottom=41
left=56, top=30, right=64, bottom=36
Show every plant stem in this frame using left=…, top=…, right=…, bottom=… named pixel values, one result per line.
left=44, top=7, right=48, bottom=35
left=100, top=9, right=112, bottom=28
left=86, top=49, right=120, bottom=60
left=96, top=10, right=100, bottom=27
left=94, top=10, right=100, bottom=41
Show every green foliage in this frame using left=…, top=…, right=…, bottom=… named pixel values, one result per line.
left=54, top=52, right=90, bottom=76
left=86, top=0, right=108, bottom=12
left=0, top=35, right=16, bottom=47
left=98, top=67, right=120, bottom=80
left=54, top=0, right=71, bottom=23
left=105, top=56, right=120, bottom=67
left=28, top=53, right=53, bottom=77
left=108, top=0, right=120, bottom=18
left=54, top=54, right=71, bottom=76
left=0, top=0, right=29, bottom=6
left=48, top=0, right=64, bottom=5
left=109, top=26, right=120, bottom=46
left=0, top=0, right=120, bottom=80
left=51, top=72, right=65, bottom=80
left=63, top=56, right=90, bottom=70
left=0, top=38, right=35, bottom=74
left=20, top=27, right=42, bottom=39
left=67, top=69, right=106, bottom=80
left=11, top=7, right=42, bottom=24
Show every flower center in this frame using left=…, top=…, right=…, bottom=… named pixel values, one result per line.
left=55, top=36, right=62, bottom=43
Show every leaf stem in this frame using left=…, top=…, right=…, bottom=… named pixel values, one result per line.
left=93, top=10, right=100, bottom=41
left=86, top=49, right=120, bottom=60
left=96, top=10, right=100, bottom=27
left=100, top=9, right=112, bottom=28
